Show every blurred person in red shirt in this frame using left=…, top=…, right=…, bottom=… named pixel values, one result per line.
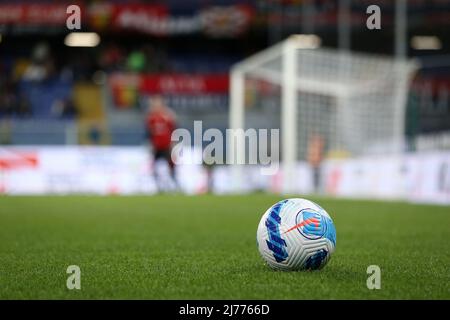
left=145, top=95, right=178, bottom=191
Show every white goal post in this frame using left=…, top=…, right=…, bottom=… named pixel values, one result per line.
left=229, top=35, right=418, bottom=193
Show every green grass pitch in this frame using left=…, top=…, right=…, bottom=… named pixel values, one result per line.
left=0, top=195, right=448, bottom=299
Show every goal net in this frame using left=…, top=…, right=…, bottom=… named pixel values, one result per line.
left=229, top=35, right=418, bottom=193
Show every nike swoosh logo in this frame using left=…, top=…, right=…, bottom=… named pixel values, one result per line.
left=283, top=217, right=320, bottom=234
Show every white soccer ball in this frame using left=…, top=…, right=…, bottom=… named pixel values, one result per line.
left=256, top=198, right=336, bottom=270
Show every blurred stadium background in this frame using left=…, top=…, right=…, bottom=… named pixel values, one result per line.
left=1, top=0, right=450, bottom=300
left=0, top=0, right=449, bottom=204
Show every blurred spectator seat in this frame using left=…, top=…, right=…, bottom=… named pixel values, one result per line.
left=9, top=119, right=76, bottom=145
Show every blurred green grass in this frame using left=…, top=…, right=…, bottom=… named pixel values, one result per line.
left=0, top=195, right=448, bottom=299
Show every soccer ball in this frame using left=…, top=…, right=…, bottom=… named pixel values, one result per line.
left=256, top=198, right=336, bottom=270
